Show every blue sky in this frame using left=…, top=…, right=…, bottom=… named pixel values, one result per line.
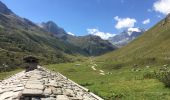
left=1, top=0, right=169, bottom=39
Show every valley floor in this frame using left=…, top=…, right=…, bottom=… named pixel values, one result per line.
left=46, top=58, right=170, bottom=100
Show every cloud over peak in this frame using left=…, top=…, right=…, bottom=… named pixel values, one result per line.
left=114, top=16, right=137, bottom=30
left=67, top=32, right=75, bottom=36
left=127, top=27, right=142, bottom=36
left=128, top=27, right=141, bottom=32
left=87, top=28, right=115, bottom=40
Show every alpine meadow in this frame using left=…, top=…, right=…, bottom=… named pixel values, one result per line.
left=1, top=0, right=170, bottom=100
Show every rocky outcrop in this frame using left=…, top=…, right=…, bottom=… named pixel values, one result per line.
left=0, top=66, right=103, bottom=100
left=161, top=13, right=170, bottom=26
left=0, top=1, right=13, bottom=15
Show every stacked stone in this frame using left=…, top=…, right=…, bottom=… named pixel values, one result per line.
left=0, top=67, right=103, bottom=100
left=0, top=71, right=27, bottom=100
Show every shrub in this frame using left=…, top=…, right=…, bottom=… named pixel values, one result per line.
left=156, top=71, right=170, bottom=87
left=80, top=82, right=94, bottom=87
left=143, top=71, right=156, bottom=79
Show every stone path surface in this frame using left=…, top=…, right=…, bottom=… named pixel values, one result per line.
left=0, top=66, right=103, bottom=100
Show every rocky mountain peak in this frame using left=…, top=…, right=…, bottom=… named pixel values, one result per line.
left=108, top=28, right=144, bottom=47
left=0, top=1, right=13, bottom=15
left=40, top=21, right=67, bottom=37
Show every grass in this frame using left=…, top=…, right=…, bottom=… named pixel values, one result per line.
left=0, top=68, right=23, bottom=80
left=46, top=58, right=170, bottom=100
left=96, top=17, right=170, bottom=68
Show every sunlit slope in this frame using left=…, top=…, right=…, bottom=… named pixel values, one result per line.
left=98, top=14, right=170, bottom=65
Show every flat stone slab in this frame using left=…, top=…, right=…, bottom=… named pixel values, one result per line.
left=0, top=91, right=15, bottom=100
left=51, top=87, right=63, bottom=95
left=43, top=88, right=52, bottom=96
left=25, top=84, right=44, bottom=90
left=13, top=87, right=24, bottom=92
left=0, top=88, right=3, bottom=94
left=26, top=81, right=44, bottom=85
left=22, top=89, right=43, bottom=96
left=56, top=95, right=70, bottom=100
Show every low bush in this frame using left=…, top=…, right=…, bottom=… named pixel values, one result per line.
left=143, top=71, right=156, bottom=79
left=80, top=82, right=94, bottom=87
left=156, top=71, right=170, bottom=87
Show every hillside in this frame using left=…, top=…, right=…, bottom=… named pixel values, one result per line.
left=0, top=1, right=80, bottom=68
left=0, top=1, right=116, bottom=69
left=41, top=21, right=117, bottom=56
left=98, top=14, right=170, bottom=66
left=45, top=14, right=170, bottom=99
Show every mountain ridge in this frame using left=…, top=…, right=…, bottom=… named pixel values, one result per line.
left=98, top=13, right=170, bottom=66
left=40, top=21, right=117, bottom=56
left=108, top=28, right=145, bottom=47
left=0, top=1, right=116, bottom=69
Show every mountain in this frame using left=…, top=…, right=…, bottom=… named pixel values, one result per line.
left=0, top=1, right=82, bottom=68
left=108, top=28, right=144, bottom=47
left=40, top=21, right=68, bottom=38
left=99, top=14, right=170, bottom=66
left=0, top=1, right=13, bottom=15
left=0, top=1, right=116, bottom=69
left=40, top=21, right=117, bottom=56
left=65, top=35, right=117, bottom=56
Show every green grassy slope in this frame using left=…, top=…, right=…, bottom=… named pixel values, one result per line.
left=0, top=13, right=83, bottom=68
left=97, top=14, right=170, bottom=66
left=46, top=58, right=170, bottom=100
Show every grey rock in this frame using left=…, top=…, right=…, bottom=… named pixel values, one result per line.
left=43, top=87, right=52, bottom=96
left=25, top=84, right=44, bottom=90
left=13, top=87, right=24, bottom=92
left=56, top=95, right=69, bottom=100
left=22, top=89, right=43, bottom=96
left=0, top=66, right=103, bottom=100
left=51, top=87, right=63, bottom=95
left=64, top=89, right=75, bottom=97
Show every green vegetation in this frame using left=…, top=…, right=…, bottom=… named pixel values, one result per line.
left=0, top=13, right=87, bottom=69
left=46, top=58, right=170, bottom=100
left=1, top=1, right=170, bottom=100
left=0, top=68, right=23, bottom=80
left=41, top=21, right=116, bottom=56
left=0, top=10, right=115, bottom=70
left=62, top=35, right=117, bottom=56
left=155, top=68, right=170, bottom=88
left=97, top=15, right=170, bottom=67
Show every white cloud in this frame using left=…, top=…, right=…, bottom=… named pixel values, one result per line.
left=153, top=0, right=170, bottom=15
left=127, top=28, right=141, bottom=36
left=114, top=16, right=137, bottom=29
left=142, top=19, right=150, bottom=24
left=128, top=27, right=141, bottom=32
left=67, top=32, right=75, bottom=36
left=87, top=28, right=116, bottom=40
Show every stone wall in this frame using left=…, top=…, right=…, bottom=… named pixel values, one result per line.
left=0, top=66, right=103, bottom=100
